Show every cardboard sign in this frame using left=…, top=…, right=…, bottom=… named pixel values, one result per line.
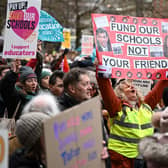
left=92, top=14, right=168, bottom=80
left=132, top=79, right=152, bottom=96
left=38, top=10, right=64, bottom=42
left=44, top=97, right=105, bottom=168
left=0, top=130, right=8, bottom=168
left=61, top=28, right=71, bottom=49
left=81, top=35, right=93, bottom=56
left=3, top=0, right=41, bottom=59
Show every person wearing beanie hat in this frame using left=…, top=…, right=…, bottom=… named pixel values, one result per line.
left=16, top=112, right=49, bottom=149
left=39, top=70, right=51, bottom=91
left=0, top=60, right=39, bottom=120
left=9, top=112, right=49, bottom=168
left=9, top=92, right=60, bottom=158
left=19, top=66, right=37, bottom=83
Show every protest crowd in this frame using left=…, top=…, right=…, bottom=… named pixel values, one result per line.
left=1, top=2, right=168, bottom=168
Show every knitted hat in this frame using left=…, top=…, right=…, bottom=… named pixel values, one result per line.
left=15, top=112, right=49, bottom=149
left=40, top=71, right=51, bottom=81
left=19, top=66, right=37, bottom=83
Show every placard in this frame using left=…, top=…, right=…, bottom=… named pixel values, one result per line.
left=81, top=35, right=93, bottom=56
left=38, top=10, right=64, bottom=42
left=0, top=130, right=8, bottom=168
left=92, top=14, right=168, bottom=80
left=3, top=0, right=41, bottom=59
left=132, top=79, right=152, bottom=96
left=44, top=96, right=105, bottom=168
left=61, top=28, right=71, bottom=49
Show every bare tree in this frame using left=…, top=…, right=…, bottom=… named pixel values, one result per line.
left=136, top=0, right=144, bottom=17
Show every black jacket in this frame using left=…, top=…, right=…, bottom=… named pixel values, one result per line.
left=0, top=70, right=36, bottom=120
left=10, top=148, right=45, bottom=168
left=57, top=92, right=80, bottom=111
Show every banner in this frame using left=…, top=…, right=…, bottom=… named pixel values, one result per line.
left=0, top=130, right=8, bottom=168
left=3, top=0, right=41, bottom=59
left=44, top=96, right=105, bottom=168
left=81, top=35, right=93, bottom=56
left=38, top=10, right=64, bottom=42
left=61, top=28, right=71, bottom=49
left=92, top=14, right=168, bottom=80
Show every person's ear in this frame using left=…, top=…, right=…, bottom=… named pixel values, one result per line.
left=68, top=84, right=76, bottom=94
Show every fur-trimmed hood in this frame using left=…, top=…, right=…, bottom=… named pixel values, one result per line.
left=139, top=133, right=168, bottom=168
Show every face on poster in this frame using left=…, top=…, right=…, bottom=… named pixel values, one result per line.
left=92, top=14, right=168, bottom=80
left=3, top=0, right=41, bottom=59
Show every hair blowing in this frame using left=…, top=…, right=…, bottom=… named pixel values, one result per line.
left=114, top=80, right=144, bottom=103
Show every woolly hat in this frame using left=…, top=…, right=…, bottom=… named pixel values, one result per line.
left=15, top=112, right=49, bottom=149
left=19, top=66, right=37, bottom=83
left=40, top=70, right=51, bottom=81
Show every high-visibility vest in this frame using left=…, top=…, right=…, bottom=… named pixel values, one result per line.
left=108, top=103, right=154, bottom=158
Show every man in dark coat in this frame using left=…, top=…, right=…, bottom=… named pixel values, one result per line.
left=57, top=68, right=92, bottom=111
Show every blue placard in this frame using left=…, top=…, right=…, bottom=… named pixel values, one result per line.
left=38, top=10, right=64, bottom=42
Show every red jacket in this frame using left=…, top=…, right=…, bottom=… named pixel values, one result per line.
left=97, top=78, right=168, bottom=118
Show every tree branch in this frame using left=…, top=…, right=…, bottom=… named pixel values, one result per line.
left=78, top=0, right=106, bottom=18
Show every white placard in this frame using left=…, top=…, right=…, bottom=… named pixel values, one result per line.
left=3, top=0, right=41, bottom=59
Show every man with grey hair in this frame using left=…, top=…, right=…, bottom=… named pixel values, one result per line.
left=22, top=92, right=60, bottom=116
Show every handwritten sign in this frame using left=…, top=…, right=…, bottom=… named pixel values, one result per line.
left=44, top=97, right=105, bottom=168
left=92, top=14, right=168, bottom=80
left=132, top=79, right=152, bottom=96
left=3, top=0, right=41, bottom=59
left=0, top=130, right=8, bottom=168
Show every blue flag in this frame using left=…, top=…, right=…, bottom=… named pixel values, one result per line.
left=38, top=10, right=64, bottom=42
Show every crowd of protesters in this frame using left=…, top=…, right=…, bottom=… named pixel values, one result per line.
left=1, top=33, right=168, bottom=168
